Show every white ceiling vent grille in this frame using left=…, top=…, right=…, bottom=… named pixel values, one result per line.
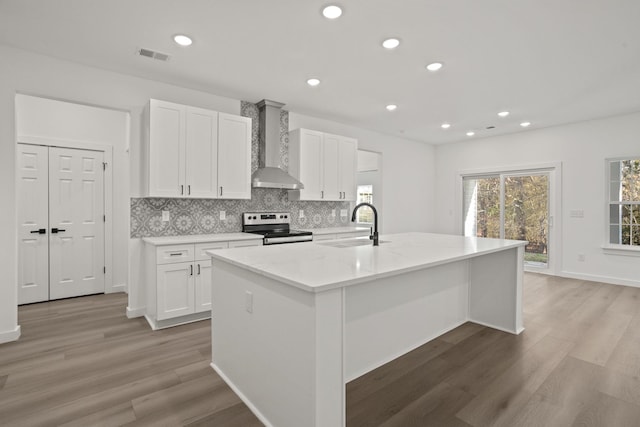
left=137, top=48, right=170, bottom=62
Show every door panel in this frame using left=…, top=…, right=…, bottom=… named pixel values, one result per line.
left=186, top=107, right=218, bottom=198
left=49, top=147, right=105, bottom=300
left=217, top=113, right=251, bottom=199
left=17, top=144, right=49, bottom=304
left=195, top=260, right=212, bottom=313
left=149, top=100, right=185, bottom=197
left=322, top=133, right=340, bottom=200
left=157, top=262, right=195, bottom=320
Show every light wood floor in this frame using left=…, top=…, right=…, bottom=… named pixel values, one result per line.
left=2, top=273, right=640, bottom=426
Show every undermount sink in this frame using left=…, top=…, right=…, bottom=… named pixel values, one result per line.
left=318, top=239, right=388, bottom=248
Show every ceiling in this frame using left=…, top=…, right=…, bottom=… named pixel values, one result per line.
left=1, top=0, right=639, bottom=145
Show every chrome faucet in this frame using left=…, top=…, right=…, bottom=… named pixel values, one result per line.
left=351, top=202, right=379, bottom=246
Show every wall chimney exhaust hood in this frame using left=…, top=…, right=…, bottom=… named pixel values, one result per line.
left=251, top=99, right=304, bottom=190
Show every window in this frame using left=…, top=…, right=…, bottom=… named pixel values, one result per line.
left=356, top=185, right=374, bottom=224
left=608, top=158, right=640, bottom=246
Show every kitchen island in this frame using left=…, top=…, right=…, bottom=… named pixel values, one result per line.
left=208, top=232, right=527, bottom=427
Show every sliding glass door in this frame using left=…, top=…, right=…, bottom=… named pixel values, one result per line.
left=463, top=171, right=550, bottom=268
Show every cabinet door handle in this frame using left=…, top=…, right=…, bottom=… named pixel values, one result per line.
left=321, top=190, right=324, bottom=199
left=190, top=265, right=193, bottom=276
left=30, top=228, right=46, bottom=234
left=181, top=185, right=184, bottom=195
left=220, top=186, right=223, bottom=197
left=169, top=252, right=183, bottom=257
left=188, top=185, right=191, bottom=195
left=197, top=264, right=201, bottom=275
left=51, top=228, right=66, bottom=234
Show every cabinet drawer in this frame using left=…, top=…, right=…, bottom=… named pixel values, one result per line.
left=228, top=239, right=263, bottom=248
left=195, top=242, right=229, bottom=260
left=156, top=244, right=194, bottom=265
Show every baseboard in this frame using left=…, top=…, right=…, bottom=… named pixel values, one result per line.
left=559, top=271, right=640, bottom=288
left=211, top=362, right=274, bottom=427
left=144, top=312, right=210, bottom=330
left=0, top=325, right=21, bottom=344
left=126, top=306, right=146, bottom=318
left=107, top=283, right=127, bottom=294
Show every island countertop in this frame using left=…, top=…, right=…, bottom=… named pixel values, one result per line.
left=207, top=232, right=527, bottom=293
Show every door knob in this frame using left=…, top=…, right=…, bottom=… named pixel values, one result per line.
left=51, top=228, right=66, bottom=234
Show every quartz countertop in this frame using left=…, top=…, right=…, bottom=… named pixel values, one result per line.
left=207, top=232, right=527, bottom=293
left=300, top=226, right=371, bottom=235
left=142, top=233, right=263, bottom=246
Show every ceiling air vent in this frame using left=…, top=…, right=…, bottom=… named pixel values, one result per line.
left=137, top=48, right=170, bottom=62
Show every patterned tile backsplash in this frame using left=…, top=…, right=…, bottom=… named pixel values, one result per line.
left=130, top=189, right=352, bottom=238
left=131, top=100, right=349, bottom=238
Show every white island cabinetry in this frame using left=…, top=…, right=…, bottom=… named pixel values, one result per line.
left=208, top=233, right=527, bottom=427
left=143, top=234, right=262, bottom=330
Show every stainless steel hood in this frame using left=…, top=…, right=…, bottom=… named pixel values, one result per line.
left=251, top=99, right=304, bottom=190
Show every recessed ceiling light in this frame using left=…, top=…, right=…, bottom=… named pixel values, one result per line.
left=466, top=131, right=475, bottom=137
left=386, top=104, right=397, bottom=111
left=441, top=123, right=451, bottom=129
left=426, top=62, right=443, bottom=72
left=520, top=121, right=531, bottom=127
left=307, top=78, right=321, bottom=87
left=173, top=34, right=193, bottom=46
left=322, top=5, right=343, bottom=19
left=382, top=38, right=400, bottom=49
left=498, top=111, right=510, bottom=117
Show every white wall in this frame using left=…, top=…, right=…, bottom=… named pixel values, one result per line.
left=289, top=113, right=436, bottom=234
left=434, top=112, right=640, bottom=286
left=0, top=44, right=241, bottom=338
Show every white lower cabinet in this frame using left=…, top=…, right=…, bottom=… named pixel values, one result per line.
left=157, top=262, right=195, bottom=320
left=145, top=238, right=261, bottom=329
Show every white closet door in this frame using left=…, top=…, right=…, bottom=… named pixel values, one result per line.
left=17, top=144, right=49, bottom=304
left=48, top=147, right=105, bottom=300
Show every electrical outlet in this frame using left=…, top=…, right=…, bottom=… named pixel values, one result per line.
left=162, top=211, right=170, bottom=222
left=578, top=254, right=585, bottom=262
left=331, top=209, right=336, bottom=217
left=299, top=209, right=304, bottom=218
left=340, top=209, right=348, bottom=217
left=219, top=211, right=226, bottom=220
left=245, top=291, right=253, bottom=313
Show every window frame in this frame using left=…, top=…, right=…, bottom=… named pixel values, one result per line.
left=604, top=157, right=640, bottom=256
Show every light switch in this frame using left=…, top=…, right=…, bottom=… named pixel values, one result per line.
left=299, top=209, right=304, bottom=218
left=219, top=211, right=226, bottom=220
left=162, top=211, right=170, bottom=222
left=331, top=209, right=336, bottom=217
left=340, top=209, right=348, bottom=217
left=245, top=291, right=253, bottom=313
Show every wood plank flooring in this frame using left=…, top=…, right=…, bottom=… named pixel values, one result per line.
left=2, top=273, right=640, bottom=426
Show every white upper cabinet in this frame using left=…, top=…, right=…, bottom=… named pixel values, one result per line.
left=148, top=100, right=186, bottom=197
left=144, top=99, right=251, bottom=199
left=288, top=129, right=324, bottom=200
left=288, top=129, right=358, bottom=201
left=185, top=106, right=218, bottom=198
left=338, top=136, right=358, bottom=201
left=217, top=113, right=252, bottom=199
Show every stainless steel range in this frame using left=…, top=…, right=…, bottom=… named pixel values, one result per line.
left=242, top=212, right=313, bottom=245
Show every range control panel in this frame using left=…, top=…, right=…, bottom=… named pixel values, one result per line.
left=243, top=212, right=291, bottom=226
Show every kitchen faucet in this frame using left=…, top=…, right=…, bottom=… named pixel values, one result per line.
left=351, top=203, right=379, bottom=246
